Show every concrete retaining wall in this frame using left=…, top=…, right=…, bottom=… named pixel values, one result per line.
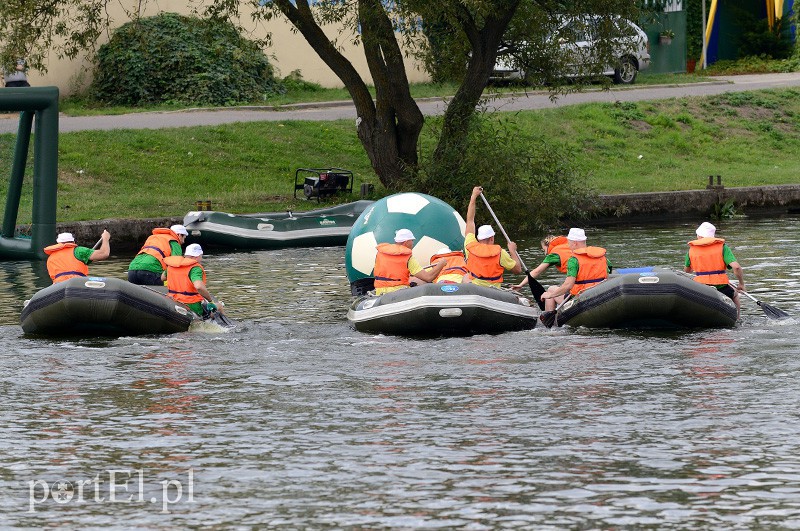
left=55, top=216, right=184, bottom=253
left=593, top=184, right=800, bottom=223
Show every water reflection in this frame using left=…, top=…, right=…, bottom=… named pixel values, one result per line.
left=1, top=215, right=799, bottom=526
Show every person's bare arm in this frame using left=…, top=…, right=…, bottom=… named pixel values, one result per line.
left=89, top=230, right=111, bottom=261
left=730, top=261, right=745, bottom=291
left=192, top=280, right=215, bottom=302
left=414, top=260, right=447, bottom=283
left=506, top=241, right=523, bottom=274
left=465, top=186, right=482, bottom=236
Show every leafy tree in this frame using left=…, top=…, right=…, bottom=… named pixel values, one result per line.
left=0, top=0, right=637, bottom=195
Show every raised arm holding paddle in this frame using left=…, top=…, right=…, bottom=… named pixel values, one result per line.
left=469, top=186, right=547, bottom=310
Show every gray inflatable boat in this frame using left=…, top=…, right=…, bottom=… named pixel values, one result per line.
left=347, top=282, right=537, bottom=336
left=553, top=267, right=738, bottom=329
left=21, top=277, right=194, bottom=336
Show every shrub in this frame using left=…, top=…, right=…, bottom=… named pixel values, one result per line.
left=412, top=111, right=595, bottom=233
left=90, top=13, right=281, bottom=106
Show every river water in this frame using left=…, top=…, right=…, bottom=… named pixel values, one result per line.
left=1, top=215, right=799, bottom=528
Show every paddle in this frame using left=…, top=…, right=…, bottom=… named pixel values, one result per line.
left=539, top=294, right=572, bottom=328
left=209, top=310, right=234, bottom=327
left=205, top=300, right=235, bottom=327
left=731, top=283, right=791, bottom=320
left=478, top=192, right=546, bottom=310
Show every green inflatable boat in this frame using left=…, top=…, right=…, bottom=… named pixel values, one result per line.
left=183, top=200, right=374, bottom=249
left=552, top=267, right=738, bottom=329
left=347, top=283, right=537, bottom=336
left=21, top=277, right=195, bottom=336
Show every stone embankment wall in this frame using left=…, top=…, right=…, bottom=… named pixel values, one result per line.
left=593, top=184, right=800, bottom=224
left=47, top=184, right=800, bottom=253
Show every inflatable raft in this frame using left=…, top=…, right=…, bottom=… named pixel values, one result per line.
left=21, top=277, right=194, bottom=336
left=347, top=283, right=537, bottom=336
left=552, top=267, right=738, bottom=329
left=183, top=200, right=374, bottom=249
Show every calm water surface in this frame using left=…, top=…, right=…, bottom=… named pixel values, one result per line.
left=1, top=216, right=799, bottom=528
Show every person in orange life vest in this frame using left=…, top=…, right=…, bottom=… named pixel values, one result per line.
left=162, top=243, right=219, bottom=317
left=512, top=234, right=571, bottom=291
left=373, top=229, right=447, bottom=296
left=429, top=246, right=469, bottom=284
left=463, top=186, right=522, bottom=288
left=684, top=221, right=745, bottom=317
left=540, top=228, right=612, bottom=311
left=44, top=230, right=111, bottom=284
left=128, top=224, right=188, bottom=286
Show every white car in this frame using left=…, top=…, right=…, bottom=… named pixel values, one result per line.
left=491, top=16, right=650, bottom=85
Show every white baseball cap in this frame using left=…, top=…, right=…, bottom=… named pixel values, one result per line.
left=56, top=232, right=75, bottom=243
left=185, top=243, right=203, bottom=257
left=170, top=224, right=189, bottom=236
left=696, top=221, right=716, bottom=238
left=436, top=246, right=452, bottom=255
left=477, top=225, right=495, bottom=240
left=567, top=228, right=587, bottom=241
left=394, top=229, right=416, bottom=243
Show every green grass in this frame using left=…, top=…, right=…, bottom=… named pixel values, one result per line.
left=3, top=87, right=800, bottom=223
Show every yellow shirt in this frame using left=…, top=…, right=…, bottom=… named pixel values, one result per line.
left=464, top=233, right=516, bottom=288
left=374, top=256, right=423, bottom=295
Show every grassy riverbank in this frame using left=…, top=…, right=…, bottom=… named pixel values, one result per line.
left=2, top=85, right=800, bottom=223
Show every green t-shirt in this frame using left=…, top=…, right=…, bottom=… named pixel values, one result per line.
left=74, top=246, right=94, bottom=264
left=129, top=240, right=183, bottom=273
left=541, top=252, right=562, bottom=267
left=684, top=244, right=737, bottom=287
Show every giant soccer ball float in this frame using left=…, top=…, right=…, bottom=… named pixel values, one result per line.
left=345, top=192, right=466, bottom=294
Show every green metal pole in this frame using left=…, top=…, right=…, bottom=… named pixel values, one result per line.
left=2, top=111, right=33, bottom=239
left=30, top=89, right=59, bottom=259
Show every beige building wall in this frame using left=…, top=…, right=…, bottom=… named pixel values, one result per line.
left=26, top=1, right=430, bottom=97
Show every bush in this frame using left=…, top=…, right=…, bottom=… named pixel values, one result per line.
left=90, top=13, right=281, bottom=106
left=412, top=111, right=595, bottom=233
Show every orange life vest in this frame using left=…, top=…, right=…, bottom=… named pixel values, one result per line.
left=570, top=246, right=608, bottom=295
left=44, top=243, right=88, bottom=283
left=465, top=240, right=504, bottom=285
left=547, top=236, right=572, bottom=274
left=138, top=228, right=180, bottom=268
left=373, top=243, right=412, bottom=289
left=688, top=237, right=728, bottom=285
left=164, top=256, right=206, bottom=304
left=430, top=251, right=468, bottom=283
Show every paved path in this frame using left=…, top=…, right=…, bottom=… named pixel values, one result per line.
left=2, top=72, right=800, bottom=134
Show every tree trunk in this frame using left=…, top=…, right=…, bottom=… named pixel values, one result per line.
left=432, top=2, right=520, bottom=177
left=275, top=0, right=423, bottom=190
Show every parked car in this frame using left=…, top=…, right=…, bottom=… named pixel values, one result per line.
left=491, top=16, right=650, bottom=85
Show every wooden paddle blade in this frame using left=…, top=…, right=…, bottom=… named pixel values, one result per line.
left=758, top=301, right=791, bottom=320
left=539, top=310, right=557, bottom=328
left=526, top=271, right=546, bottom=311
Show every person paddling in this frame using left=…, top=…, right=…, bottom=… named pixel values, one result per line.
left=463, top=186, right=522, bottom=288
left=373, top=229, right=446, bottom=296
left=163, top=243, right=221, bottom=318
left=540, top=228, right=611, bottom=310
left=430, top=247, right=469, bottom=284
left=128, top=224, right=188, bottom=286
left=684, top=221, right=745, bottom=318
left=44, top=231, right=111, bottom=284
left=512, top=234, right=571, bottom=292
